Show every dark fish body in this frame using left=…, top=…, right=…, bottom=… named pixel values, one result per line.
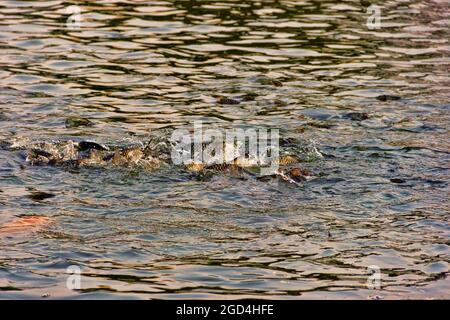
left=78, top=141, right=109, bottom=151
left=217, top=97, right=241, bottom=105
left=343, top=112, right=370, bottom=121
left=240, top=92, right=258, bottom=101
left=376, top=95, right=401, bottom=102
left=65, top=117, right=95, bottom=128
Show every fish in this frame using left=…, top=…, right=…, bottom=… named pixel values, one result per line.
left=376, top=95, right=401, bottom=102
left=77, top=141, right=109, bottom=151
left=0, top=216, right=52, bottom=235
left=216, top=96, right=241, bottom=105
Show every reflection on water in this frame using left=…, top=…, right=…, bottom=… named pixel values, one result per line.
left=0, top=0, right=449, bottom=299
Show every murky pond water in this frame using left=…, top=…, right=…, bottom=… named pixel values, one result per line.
left=0, top=0, right=449, bottom=299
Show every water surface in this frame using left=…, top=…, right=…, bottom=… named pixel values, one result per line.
left=0, top=0, right=449, bottom=299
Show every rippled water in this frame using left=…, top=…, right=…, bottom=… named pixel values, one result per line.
left=0, top=0, right=449, bottom=299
